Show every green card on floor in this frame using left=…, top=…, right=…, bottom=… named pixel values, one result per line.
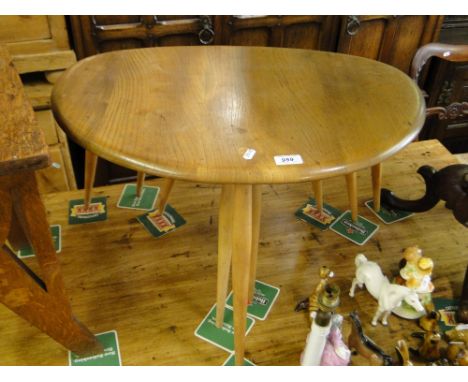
left=69, top=196, right=107, bottom=225
left=69, top=330, right=121, bottom=366
left=223, top=354, right=255, bottom=366
left=17, top=225, right=61, bottom=259
left=330, top=210, right=379, bottom=246
left=226, top=280, right=280, bottom=321
left=433, top=298, right=460, bottom=333
left=195, top=305, right=255, bottom=353
left=365, top=200, right=414, bottom=224
left=137, top=204, right=186, bottom=238
left=295, top=198, right=342, bottom=230
left=117, top=183, right=160, bottom=211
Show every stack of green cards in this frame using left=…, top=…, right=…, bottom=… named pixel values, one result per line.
left=295, top=198, right=342, bottom=230
left=117, top=184, right=160, bottom=211
left=194, top=305, right=255, bottom=353
left=365, top=200, right=414, bottom=224
left=225, top=280, right=280, bottom=321
left=223, top=354, right=255, bottom=366
left=69, top=330, right=121, bottom=366
left=68, top=196, right=107, bottom=225
left=329, top=210, right=379, bottom=246
left=137, top=204, right=186, bottom=238
left=17, top=225, right=61, bottom=259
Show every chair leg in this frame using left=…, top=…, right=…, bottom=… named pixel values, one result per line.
left=136, top=172, right=145, bottom=198
left=248, top=185, right=262, bottom=303
left=216, top=185, right=234, bottom=327
left=0, top=172, right=102, bottom=356
left=346, top=172, right=358, bottom=221
left=371, top=163, right=382, bottom=212
left=84, top=150, right=98, bottom=208
left=157, top=178, right=175, bottom=213
left=312, top=180, right=323, bottom=213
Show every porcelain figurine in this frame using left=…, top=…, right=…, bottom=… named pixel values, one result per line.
left=411, top=331, right=442, bottom=362
left=295, top=265, right=334, bottom=313
left=349, top=254, right=425, bottom=326
left=320, top=314, right=351, bottom=366
left=395, top=339, right=413, bottom=366
left=348, top=311, right=393, bottom=366
left=396, top=246, right=434, bottom=294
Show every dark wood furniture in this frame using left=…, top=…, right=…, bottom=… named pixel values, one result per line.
left=0, top=46, right=101, bottom=356
left=68, top=15, right=444, bottom=187
left=420, top=16, right=468, bottom=153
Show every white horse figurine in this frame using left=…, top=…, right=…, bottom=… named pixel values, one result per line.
left=349, top=254, right=425, bottom=326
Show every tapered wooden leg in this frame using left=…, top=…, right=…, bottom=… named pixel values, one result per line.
left=371, top=163, right=382, bottom=212
left=157, top=178, right=175, bottom=213
left=136, top=172, right=145, bottom=198
left=346, top=172, right=358, bottom=222
left=231, top=184, right=253, bottom=366
left=312, top=180, right=323, bottom=213
left=84, top=150, right=98, bottom=208
left=248, top=185, right=262, bottom=303
left=0, top=172, right=102, bottom=355
left=216, top=185, right=235, bottom=327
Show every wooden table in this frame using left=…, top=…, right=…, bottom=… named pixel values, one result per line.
left=52, top=46, right=425, bottom=365
left=0, top=140, right=466, bottom=365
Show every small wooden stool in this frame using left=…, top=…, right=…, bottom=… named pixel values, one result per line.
left=0, top=46, right=102, bottom=356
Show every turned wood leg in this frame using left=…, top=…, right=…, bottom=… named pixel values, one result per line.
left=157, top=178, right=175, bottom=213
left=248, top=185, right=262, bottom=303
left=84, top=150, right=98, bottom=208
left=216, top=185, right=234, bottom=327
left=346, top=172, right=358, bottom=222
left=312, top=180, right=323, bottom=213
left=231, top=184, right=253, bottom=366
left=136, top=172, right=146, bottom=198
left=371, top=163, right=382, bottom=212
left=0, top=172, right=102, bottom=355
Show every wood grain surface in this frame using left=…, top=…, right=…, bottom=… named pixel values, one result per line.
left=0, top=140, right=466, bottom=365
left=0, top=46, right=49, bottom=176
left=52, top=46, right=425, bottom=184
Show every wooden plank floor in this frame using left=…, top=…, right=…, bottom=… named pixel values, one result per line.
left=0, top=140, right=466, bottom=365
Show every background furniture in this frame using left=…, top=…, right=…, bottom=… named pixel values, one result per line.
left=0, top=15, right=78, bottom=193
left=420, top=16, right=468, bottom=153
left=51, top=46, right=424, bottom=365
left=0, top=47, right=100, bottom=356
left=68, top=15, right=444, bottom=187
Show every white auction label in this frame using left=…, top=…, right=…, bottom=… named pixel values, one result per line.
left=274, top=154, right=304, bottom=166
left=243, top=148, right=256, bottom=160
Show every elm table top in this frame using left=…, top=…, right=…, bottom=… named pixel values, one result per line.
left=52, top=46, right=425, bottom=184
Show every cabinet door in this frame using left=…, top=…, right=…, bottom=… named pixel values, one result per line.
left=337, top=16, right=444, bottom=74
left=218, top=15, right=339, bottom=51
left=70, top=16, right=215, bottom=59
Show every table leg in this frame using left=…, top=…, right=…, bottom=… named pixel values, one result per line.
left=0, top=172, right=102, bottom=355
left=248, top=185, right=262, bottom=303
left=84, top=150, right=98, bottom=209
left=312, top=180, right=323, bottom=213
left=231, top=184, right=253, bottom=366
left=157, top=178, right=175, bottom=213
left=346, top=172, right=358, bottom=221
left=136, top=172, right=145, bottom=198
left=371, top=163, right=382, bottom=212
left=216, top=185, right=234, bottom=327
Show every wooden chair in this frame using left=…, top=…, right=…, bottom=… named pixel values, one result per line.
left=312, top=43, right=468, bottom=221
left=0, top=46, right=102, bottom=355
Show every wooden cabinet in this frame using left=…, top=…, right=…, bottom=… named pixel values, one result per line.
left=336, top=16, right=443, bottom=74
left=68, top=15, right=444, bottom=186
left=70, top=16, right=214, bottom=58
left=1, top=15, right=78, bottom=193
left=216, top=16, right=339, bottom=51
